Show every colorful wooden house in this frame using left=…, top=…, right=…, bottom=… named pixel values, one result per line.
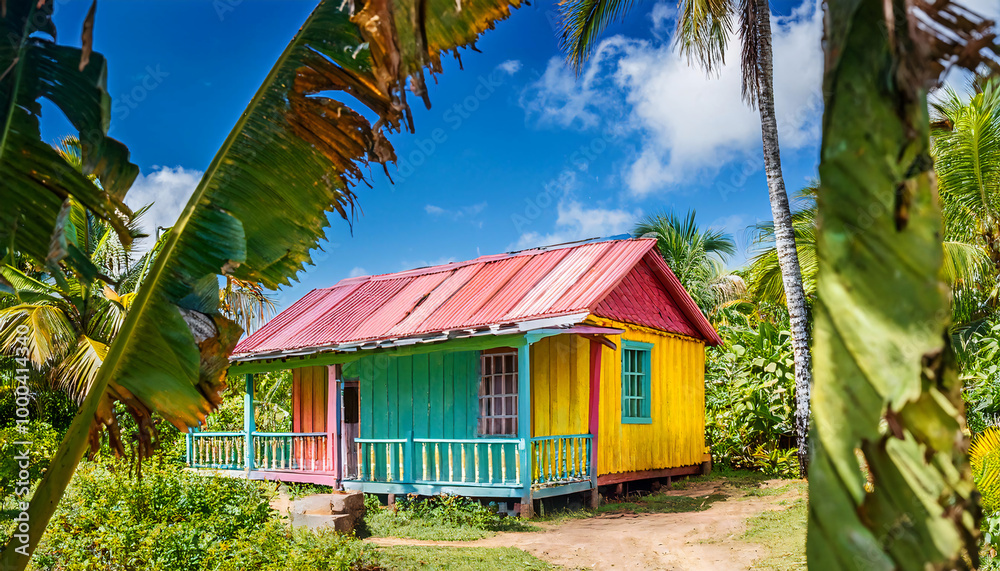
left=185, top=237, right=721, bottom=515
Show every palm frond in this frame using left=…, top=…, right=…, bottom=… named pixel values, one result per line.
left=557, top=0, right=641, bottom=72
left=635, top=209, right=737, bottom=314
left=52, top=335, right=107, bottom=402
left=674, top=0, right=733, bottom=73
left=0, top=304, right=76, bottom=367
left=0, top=265, right=62, bottom=304
left=941, top=240, right=992, bottom=285
left=971, top=427, right=1000, bottom=512
left=220, top=277, right=277, bottom=335
left=737, top=0, right=760, bottom=106
left=932, top=78, right=1000, bottom=250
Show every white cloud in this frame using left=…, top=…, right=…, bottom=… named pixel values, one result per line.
left=425, top=204, right=447, bottom=216
left=348, top=266, right=368, bottom=278
left=424, top=202, right=487, bottom=220
left=520, top=0, right=824, bottom=197
left=124, top=165, right=202, bottom=244
left=497, top=60, right=523, bottom=75
left=520, top=39, right=629, bottom=130
left=513, top=198, right=640, bottom=250
left=512, top=171, right=640, bottom=249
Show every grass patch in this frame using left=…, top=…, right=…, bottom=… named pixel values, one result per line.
left=364, top=495, right=535, bottom=541
left=283, top=482, right=336, bottom=499
left=742, top=496, right=807, bottom=570
left=377, top=546, right=556, bottom=570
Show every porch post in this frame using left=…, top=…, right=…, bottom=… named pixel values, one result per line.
left=588, top=340, right=603, bottom=509
left=326, top=365, right=339, bottom=481
left=244, top=373, right=255, bottom=474
left=185, top=428, right=193, bottom=466
left=517, top=341, right=533, bottom=518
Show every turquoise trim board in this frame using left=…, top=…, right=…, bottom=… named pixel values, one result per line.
left=621, top=340, right=653, bottom=424
left=229, top=333, right=531, bottom=375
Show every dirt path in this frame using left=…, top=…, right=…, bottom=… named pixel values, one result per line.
left=367, top=479, right=804, bottom=570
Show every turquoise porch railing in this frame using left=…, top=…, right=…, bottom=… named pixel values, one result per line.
left=187, top=432, right=245, bottom=470
left=353, top=435, right=522, bottom=487
left=530, top=434, right=592, bottom=487
left=186, top=431, right=330, bottom=472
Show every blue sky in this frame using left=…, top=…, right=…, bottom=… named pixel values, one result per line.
left=42, top=0, right=834, bottom=312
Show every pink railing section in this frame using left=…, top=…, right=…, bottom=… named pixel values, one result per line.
left=252, top=432, right=331, bottom=471
left=186, top=431, right=331, bottom=472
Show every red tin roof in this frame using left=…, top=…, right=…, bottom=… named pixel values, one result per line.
left=233, top=237, right=721, bottom=360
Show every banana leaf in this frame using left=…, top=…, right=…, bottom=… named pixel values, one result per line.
left=807, top=0, right=997, bottom=567
left=0, top=0, right=521, bottom=566
left=0, top=0, right=138, bottom=279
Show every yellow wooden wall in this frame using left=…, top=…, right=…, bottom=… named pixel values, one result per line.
left=530, top=334, right=590, bottom=438
left=588, top=317, right=706, bottom=476
left=528, top=318, right=706, bottom=476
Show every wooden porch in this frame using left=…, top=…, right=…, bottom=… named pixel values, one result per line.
left=186, top=431, right=594, bottom=496
left=184, top=334, right=601, bottom=505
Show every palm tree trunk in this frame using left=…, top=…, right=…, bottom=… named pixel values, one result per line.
left=754, top=0, right=813, bottom=477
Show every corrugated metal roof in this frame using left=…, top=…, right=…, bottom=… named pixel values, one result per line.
left=233, top=237, right=720, bottom=359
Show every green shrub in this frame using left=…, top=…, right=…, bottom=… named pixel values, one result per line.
left=704, top=313, right=799, bottom=477
left=0, top=420, right=61, bottom=498
left=27, top=460, right=378, bottom=571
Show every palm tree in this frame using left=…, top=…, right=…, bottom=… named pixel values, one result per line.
left=559, top=0, right=814, bottom=475
left=932, top=78, right=1000, bottom=323
left=746, top=185, right=993, bottom=325
left=634, top=210, right=741, bottom=316
left=2, top=0, right=526, bottom=565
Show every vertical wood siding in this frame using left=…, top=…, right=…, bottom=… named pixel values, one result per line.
left=586, top=317, right=706, bottom=476
left=292, top=366, right=328, bottom=432
left=530, top=334, right=590, bottom=438
left=353, top=351, right=481, bottom=440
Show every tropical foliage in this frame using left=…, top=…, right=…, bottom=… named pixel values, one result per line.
left=705, top=308, right=799, bottom=477
left=746, top=183, right=993, bottom=324
left=933, top=79, right=1000, bottom=325
left=972, top=428, right=1000, bottom=514
left=1, top=460, right=379, bottom=571
left=204, top=370, right=294, bottom=433
left=806, top=0, right=994, bottom=567
left=0, top=0, right=138, bottom=280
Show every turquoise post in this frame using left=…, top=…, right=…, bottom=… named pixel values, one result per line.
left=517, top=341, right=532, bottom=517
left=244, top=374, right=255, bottom=473
left=185, top=428, right=193, bottom=466
left=404, top=430, right=414, bottom=483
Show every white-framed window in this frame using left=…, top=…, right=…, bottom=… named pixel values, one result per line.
left=478, top=349, right=518, bottom=435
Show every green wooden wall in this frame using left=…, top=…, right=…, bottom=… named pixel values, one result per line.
left=349, top=350, right=481, bottom=439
